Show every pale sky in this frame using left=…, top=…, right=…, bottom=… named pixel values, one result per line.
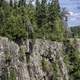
left=59, top=0, right=80, bottom=27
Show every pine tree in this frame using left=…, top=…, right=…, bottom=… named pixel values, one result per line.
left=0, top=0, right=4, bottom=6
left=0, top=0, right=6, bottom=7
left=48, top=0, right=55, bottom=31
left=10, top=0, right=13, bottom=7
left=36, top=0, right=41, bottom=28
left=47, top=0, right=64, bottom=41
left=36, top=0, right=47, bottom=27
left=0, top=0, right=64, bottom=41
left=19, top=0, right=26, bottom=6
left=14, top=0, right=17, bottom=8
left=41, top=0, right=47, bottom=26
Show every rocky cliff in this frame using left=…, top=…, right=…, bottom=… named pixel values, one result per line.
left=0, top=37, right=70, bottom=80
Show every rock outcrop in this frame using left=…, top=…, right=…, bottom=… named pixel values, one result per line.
left=0, top=37, right=69, bottom=80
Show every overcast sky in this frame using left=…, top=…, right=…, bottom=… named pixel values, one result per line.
left=59, top=0, right=80, bottom=27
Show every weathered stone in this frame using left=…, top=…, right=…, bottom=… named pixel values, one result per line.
left=0, top=37, right=69, bottom=80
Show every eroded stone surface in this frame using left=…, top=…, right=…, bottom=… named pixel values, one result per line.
left=0, top=37, right=69, bottom=80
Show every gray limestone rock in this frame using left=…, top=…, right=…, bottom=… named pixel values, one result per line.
left=0, top=37, right=69, bottom=80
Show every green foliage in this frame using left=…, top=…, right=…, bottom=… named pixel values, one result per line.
left=0, top=4, right=27, bottom=42
left=10, top=0, right=13, bottom=7
left=35, top=0, right=64, bottom=41
left=19, top=0, right=26, bottom=6
left=0, top=0, right=65, bottom=42
left=71, top=26, right=80, bottom=38
left=63, top=39, right=80, bottom=80
left=35, top=0, right=47, bottom=28
left=41, top=58, right=59, bottom=80
left=52, top=62, right=58, bottom=80
left=9, top=68, right=16, bottom=80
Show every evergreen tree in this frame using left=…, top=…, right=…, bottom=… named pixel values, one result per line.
left=0, top=0, right=64, bottom=41
left=36, top=0, right=47, bottom=27
left=14, top=0, right=18, bottom=8
left=41, top=0, right=47, bottom=26
left=48, top=0, right=55, bottom=31
left=0, top=0, right=4, bottom=6
left=10, top=0, right=13, bottom=7
left=19, top=0, right=26, bottom=6
left=0, top=0, right=7, bottom=7
left=47, top=0, right=64, bottom=41
left=36, top=0, right=41, bottom=28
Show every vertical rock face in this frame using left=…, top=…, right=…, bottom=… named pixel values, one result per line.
left=0, top=37, right=69, bottom=80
